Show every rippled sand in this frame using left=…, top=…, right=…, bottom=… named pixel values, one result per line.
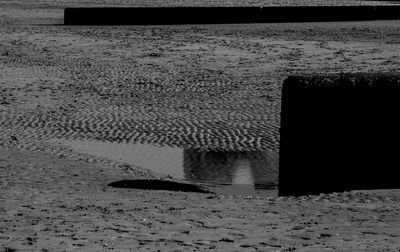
left=1, top=0, right=400, bottom=251
left=2, top=21, right=400, bottom=160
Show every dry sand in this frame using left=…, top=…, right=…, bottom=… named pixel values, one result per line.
left=1, top=0, right=400, bottom=251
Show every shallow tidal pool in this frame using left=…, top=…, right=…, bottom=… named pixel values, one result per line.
left=49, top=138, right=278, bottom=196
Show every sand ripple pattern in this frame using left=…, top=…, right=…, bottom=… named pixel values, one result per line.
left=3, top=19, right=400, bottom=173
left=0, top=105, right=279, bottom=152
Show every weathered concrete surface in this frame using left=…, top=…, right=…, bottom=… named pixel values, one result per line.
left=64, top=6, right=400, bottom=25
left=279, top=74, right=400, bottom=196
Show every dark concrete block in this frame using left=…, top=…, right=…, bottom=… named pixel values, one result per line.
left=279, top=74, right=400, bottom=196
left=64, top=6, right=400, bottom=25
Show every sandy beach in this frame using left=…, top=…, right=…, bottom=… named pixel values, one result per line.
left=1, top=0, right=400, bottom=251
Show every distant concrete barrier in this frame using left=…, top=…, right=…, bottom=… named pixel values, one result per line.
left=279, top=74, right=400, bottom=196
left=64, top=6, right=400, bottom=25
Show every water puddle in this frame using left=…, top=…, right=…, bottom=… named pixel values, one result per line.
left=49, top=139, right=278, bottom=196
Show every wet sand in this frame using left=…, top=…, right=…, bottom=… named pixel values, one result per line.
left=1, top=0, right=400, bottom=251
left=1, top=147, right=399, bottom=251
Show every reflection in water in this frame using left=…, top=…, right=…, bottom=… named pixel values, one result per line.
left=183, top=150, right=278, bottom=189
left=48, top=139, right=278, bottom=195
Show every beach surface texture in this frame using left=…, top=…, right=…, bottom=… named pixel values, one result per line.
left=1, top=0, right=400, bottom=251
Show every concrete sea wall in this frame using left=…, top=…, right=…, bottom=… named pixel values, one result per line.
left=279, top=74, right=400, bottom=196
left=64, top=6, right=400, bottom=25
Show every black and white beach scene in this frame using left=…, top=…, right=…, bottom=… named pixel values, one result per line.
left=1, top=0, right=400, bottom=251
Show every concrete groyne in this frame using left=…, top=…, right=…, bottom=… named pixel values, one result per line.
left=279, top=74, right=400, bottom=196
left=64, top=6, right=400, bottom=25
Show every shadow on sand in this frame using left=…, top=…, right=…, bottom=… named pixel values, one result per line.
left=108, top=179, right=212, bottom=193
